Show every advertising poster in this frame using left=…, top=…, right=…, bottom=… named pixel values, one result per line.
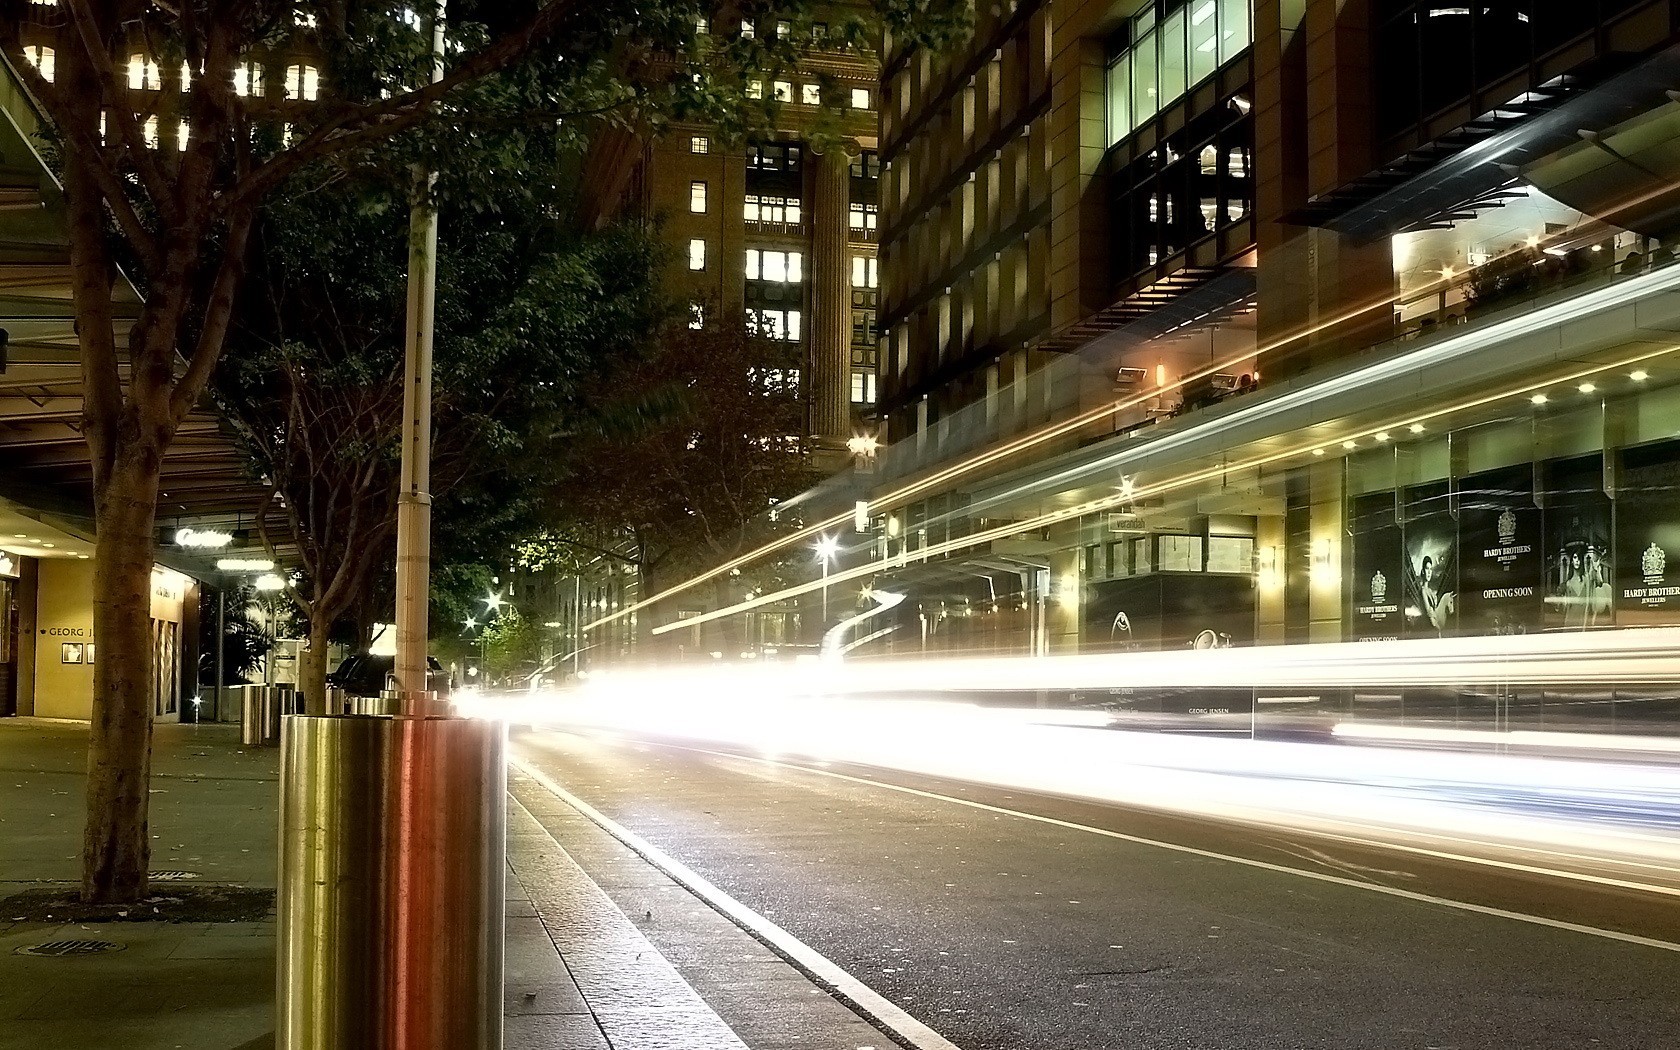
left=1615, top=439, right=1680, bottom=626
left=1158, top=573, right=1255, bottom=650
left=1542, top=454, right=1613, bottom=630
left=1349, top=492, right=1404, bottom=640
left=1083, top=572, right=1254, bottom=653
left=1458, top=465, right=1542, bottom=635
left=1083, top=575, right=1160, bottom=653
left=1403, top=482, right=1457, bottom=637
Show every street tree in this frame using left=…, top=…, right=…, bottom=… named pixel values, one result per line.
left=534, top=312, right=822, bottom=623
left=0, top=0, right=968, bottom=906
left=222, top=179, right=662, bottom=710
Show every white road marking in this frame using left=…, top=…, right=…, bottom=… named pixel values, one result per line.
left=658, top=742, right=1680, bottom=956
left=511, top=753, right=967, bottom=1050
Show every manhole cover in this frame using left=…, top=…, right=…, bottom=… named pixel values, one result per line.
left=149, top=870, right=201, bottom=882
left=15, top=939, right=125, bottom=957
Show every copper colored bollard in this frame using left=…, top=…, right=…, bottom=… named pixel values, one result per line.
left=277, top=712, right=506, bottom=1049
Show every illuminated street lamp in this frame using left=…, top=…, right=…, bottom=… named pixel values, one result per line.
left=846, top=433, right=879, bottom=458
left=482, top=590, right=506, bottom=613
left=814, top=534, right=840, bottom=624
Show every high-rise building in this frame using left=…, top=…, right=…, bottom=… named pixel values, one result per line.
left=614, top=0, right=1680, bottom=698
left=575, top=12, right=882, bottom=466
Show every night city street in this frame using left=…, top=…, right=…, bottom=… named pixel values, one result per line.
left=8, top=0, right=1680, bottom=1047
left=511, top=726, right=1680, bottom=1050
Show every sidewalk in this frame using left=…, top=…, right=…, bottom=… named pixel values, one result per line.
left=0, top=718, right=902, bottom=1050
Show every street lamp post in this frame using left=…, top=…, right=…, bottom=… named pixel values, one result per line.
left=277, top=6, right=506, bottom=1048
left=814, top=535, right=840, bottom=626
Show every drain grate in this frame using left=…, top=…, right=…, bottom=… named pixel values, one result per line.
left=149, top=870, right=201, bottom=882
left=15, top=939, right=125, bottom=958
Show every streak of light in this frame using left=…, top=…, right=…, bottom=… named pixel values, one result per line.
left=585, top=259, right=1680, bottom=636
left=466, top=639, right=1680, bottom=897
left=649, top=340, right=1680, bottom=636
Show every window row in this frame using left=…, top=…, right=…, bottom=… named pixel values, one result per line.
left=1106, top=0, right=1251, bottom=146
left=745, top=193, right=802, bottom=225
left=747, top=308, right=804, bottom=341
left=849, top=203, right=879, bottom=231
left=746, top=80, right=872, bottom=111
left=746, top=249, right=804, bottom=282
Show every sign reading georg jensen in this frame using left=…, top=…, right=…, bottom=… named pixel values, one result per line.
left=1616, top=439, right=1680, bottom=624
left=1349, top=493, right=1404, bottom=640
left=1458, top=466, right=1541, bottom=635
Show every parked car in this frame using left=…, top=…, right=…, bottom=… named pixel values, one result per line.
left=328, top=654, right=451, bottom=698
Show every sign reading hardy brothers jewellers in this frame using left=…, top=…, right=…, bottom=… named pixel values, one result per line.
left=1616, top=439, right=1680, bottom=624
left=1349, top=492, right=1404, bottom=640
left=1458, top=465, right=1542, bottom=635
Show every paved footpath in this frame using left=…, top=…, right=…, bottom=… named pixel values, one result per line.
left=0, top=718, right=903, bottom=1050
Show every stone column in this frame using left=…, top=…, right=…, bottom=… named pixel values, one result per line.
left=808, top=145, right=853, bottom=454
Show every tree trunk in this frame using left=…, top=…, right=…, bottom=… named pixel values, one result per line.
left=83, top=451, right=162, bottom=904
left=299, top=617, right=331, bottom=716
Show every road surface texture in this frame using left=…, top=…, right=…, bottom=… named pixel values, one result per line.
left=513, top=728, right=1680, bottom=1050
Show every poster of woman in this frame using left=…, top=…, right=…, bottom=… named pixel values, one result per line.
left=1543, top=454, right=1613, bottom=629
left=1403, top=484, right=1457, bottom=637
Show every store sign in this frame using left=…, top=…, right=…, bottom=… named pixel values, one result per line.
left=175, top=526, right=234, bottom=549
left=1349, top=493, right=1403, bottom=640
left=0, top=552, right=16, bottom=578
left=1616, top=439, right=1680, bottom=625
left=1458, top=466, right=1541, bottom=635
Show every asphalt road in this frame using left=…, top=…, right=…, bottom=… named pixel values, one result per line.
left=513, top=728, right=1680, bottom=1050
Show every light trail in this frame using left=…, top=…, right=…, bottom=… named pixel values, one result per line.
left=648, top=338, right=1680, bottom=635
left=585, top=256, right=1680, bottom=636
left=468, top=633, right=1680, bottom=899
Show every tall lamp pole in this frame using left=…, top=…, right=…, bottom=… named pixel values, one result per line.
left=392, top=0, right=446, bottom=713
left=815, top=535, right=839, bottom=626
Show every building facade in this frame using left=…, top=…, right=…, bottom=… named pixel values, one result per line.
left=576, top=11, right=884, bottom=463
left=607, top=0, right=1680, bottom=709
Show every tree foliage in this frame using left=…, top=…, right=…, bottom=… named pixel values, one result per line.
left=533, top=313, right=822, bottom=604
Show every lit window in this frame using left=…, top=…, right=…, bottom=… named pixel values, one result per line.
left=23, top=45, right=53, bottom=82
left=741, top=19, right=755, bottom=38
left=234, top=62, right=263, bottom=97
left=848, top=202, right=878, bottom=231
left=851, top=372, right=878, bottom=403
left=850, top=87, right=871, bottom=110
left=746, top=309, right=803, bottom=341
left=786, top=309, right=802, bottom=340
left=179, top=61, right=192, bottom=87
left=744, top=194, right=803, bottom=225
left=690, top=180, right=708, bottom=213
left=747, top=249, right=803, bottom=283
left=776, top=20, right=791, bottom=38
left=802, top=83, right=821, bottom=105
left=694, top=14, right=709, bottom=33
left=690, top=135, right=709, bottom=154
left=851, top=256, right=878, bottom=288
left=772, top=80, right=792, bottom=103
left=285, top=64, right=320, bottom=101
left=142, top=114, right=159, bottom=148
left=689, top=303, right=705, bottom=330
left=688, top=238, right=706, bottom=270
left=746, top=80, right=764, bottom=100
left=176, top=119, right=190, bottom=151
left=127, top=55, right=159, bottom=90
left=295, top=11, right=318, bottom=27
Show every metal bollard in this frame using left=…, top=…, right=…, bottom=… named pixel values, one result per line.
left=277, top=713, right=506, bottom=1049
left=240, top=687, right=265, bottom=747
